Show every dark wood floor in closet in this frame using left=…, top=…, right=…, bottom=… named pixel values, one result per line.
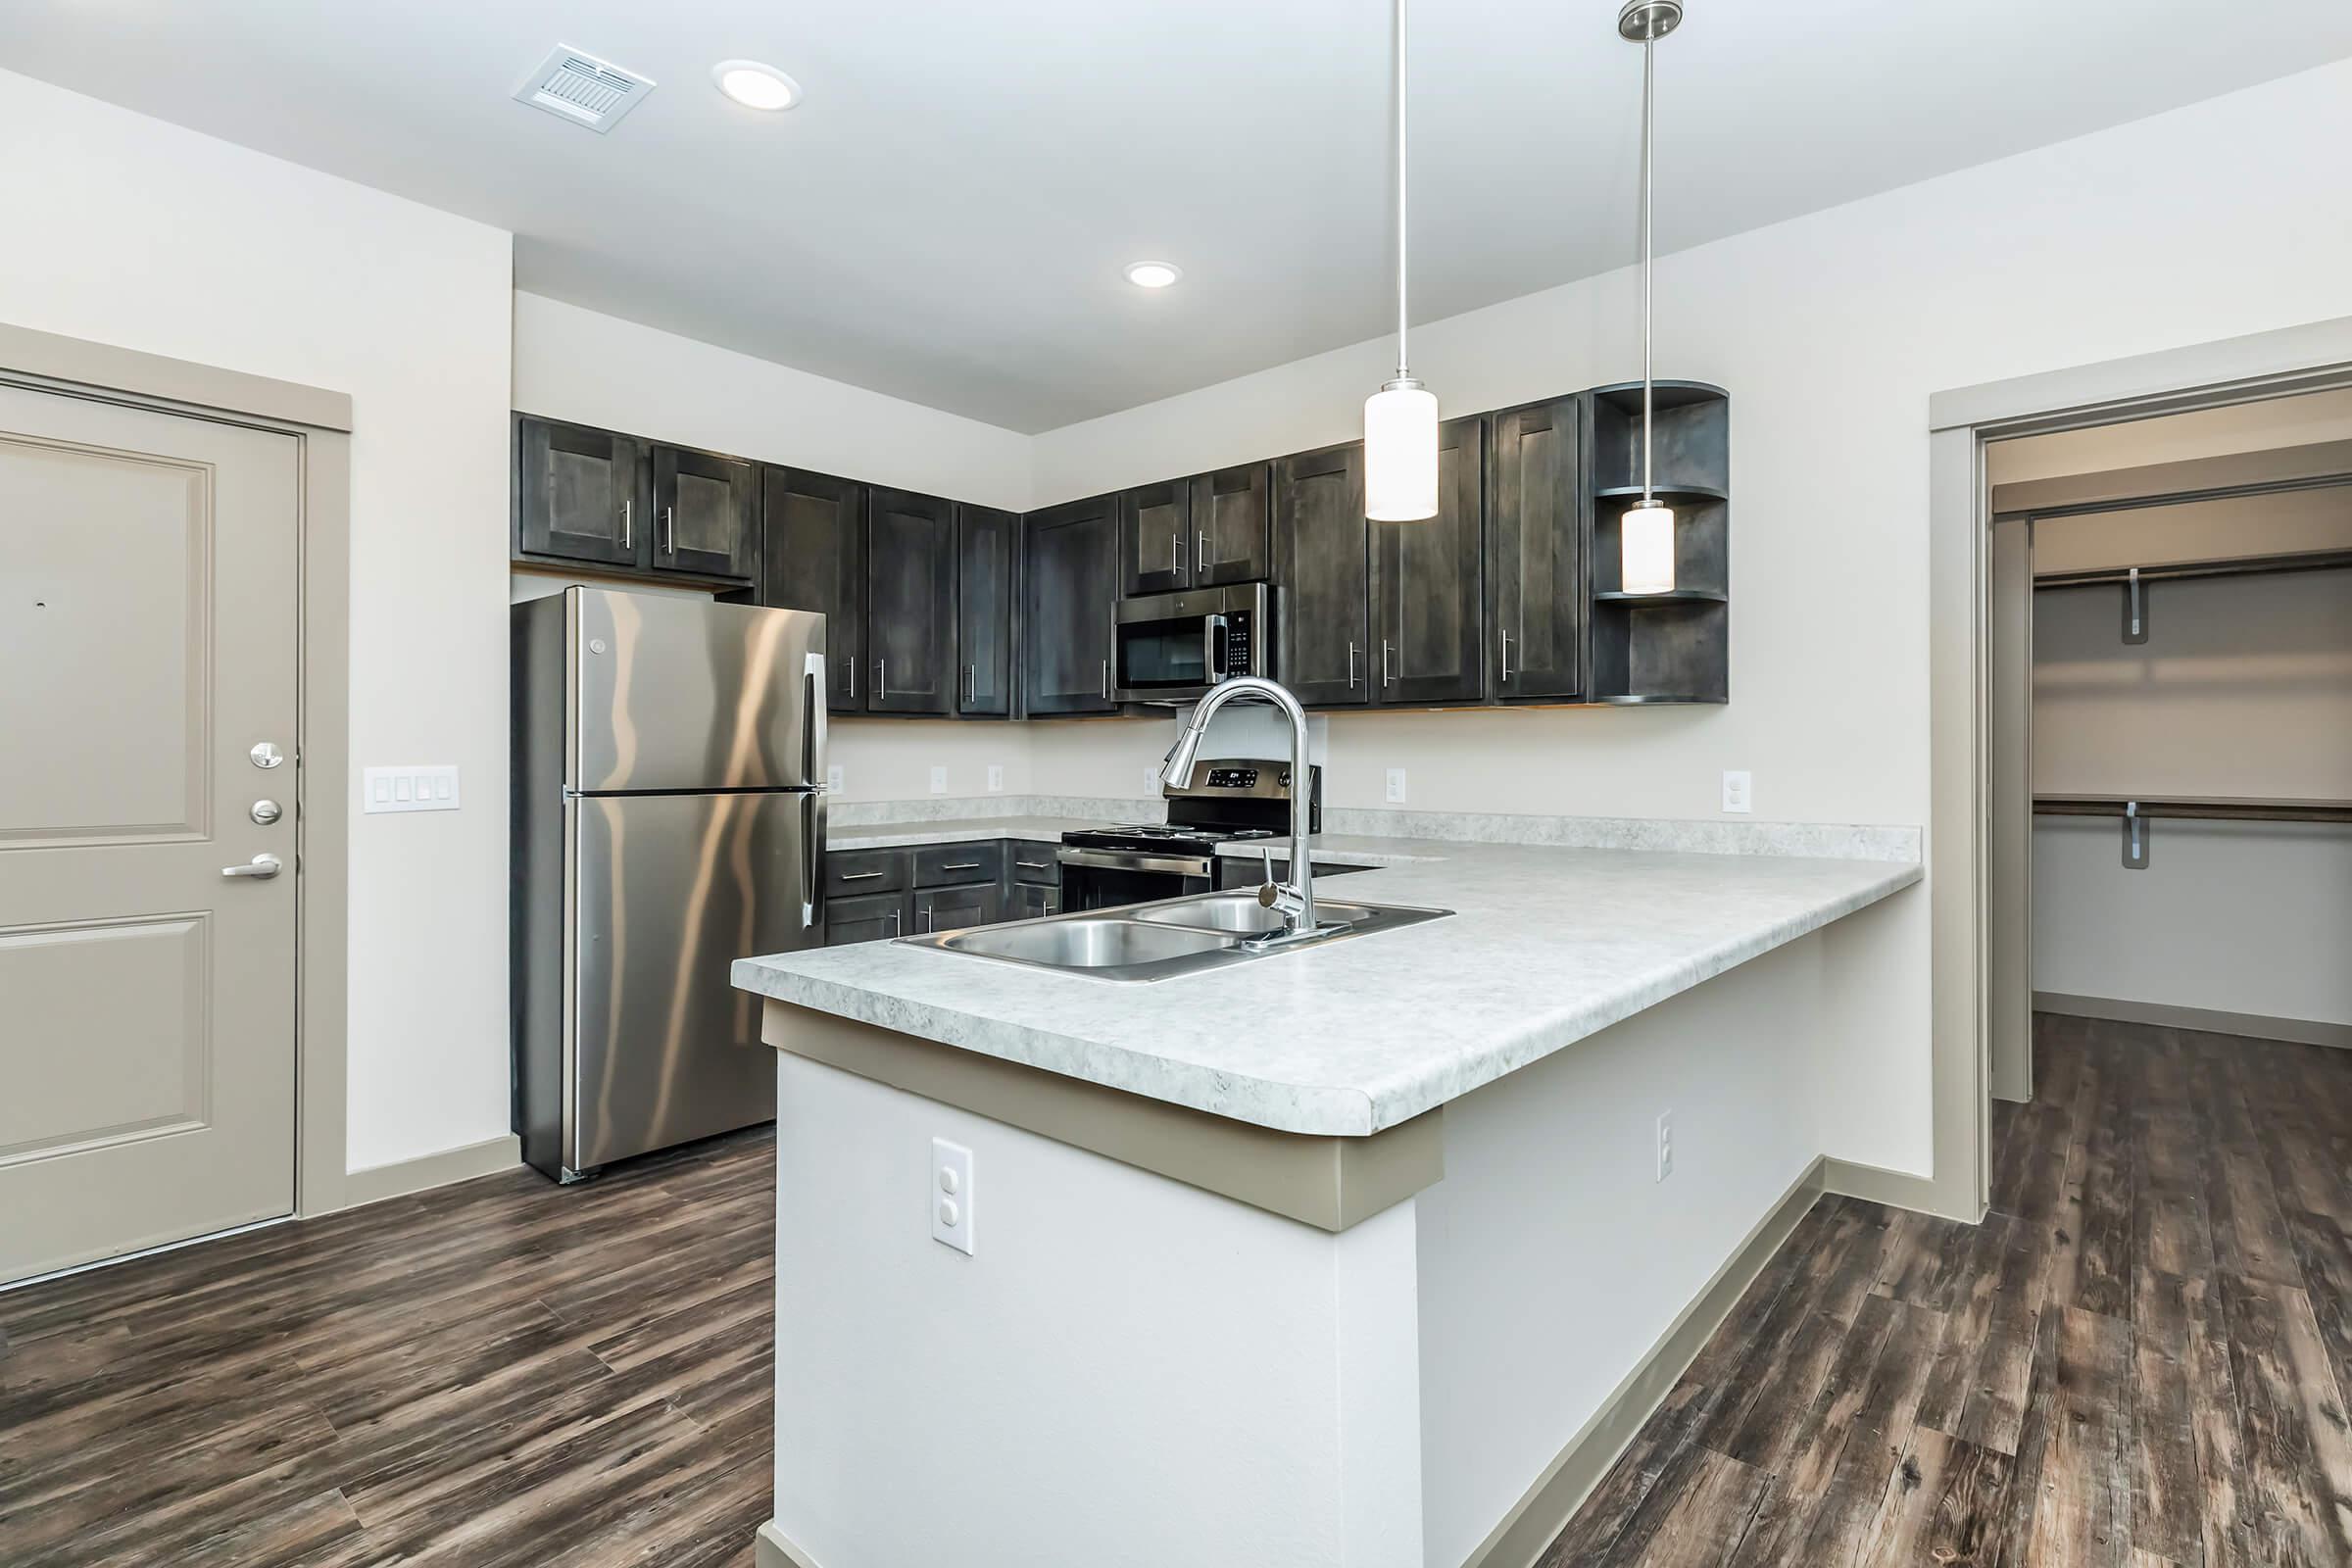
left=3, top=1017, right=2345, bottom=1566
left=1540, top=1014, right=2352, bottom=1567
left=0, top=1130, right=777, bottom=1567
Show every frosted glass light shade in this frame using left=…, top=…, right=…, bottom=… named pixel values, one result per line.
left=1364, top=381, right=1440, bottom=521
left=1621, top=499, right=1677, bottom=595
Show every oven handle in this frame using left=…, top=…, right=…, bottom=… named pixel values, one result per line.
left=1057, top=846, right=1214, bottom=878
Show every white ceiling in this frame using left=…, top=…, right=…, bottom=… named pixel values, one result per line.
left=7, top=1, right=2348, bottom=432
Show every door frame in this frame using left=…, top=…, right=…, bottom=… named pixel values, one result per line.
left=1908, top=313, right=2352, bottom=1222
left=0, top=319, right=356, bottom=1221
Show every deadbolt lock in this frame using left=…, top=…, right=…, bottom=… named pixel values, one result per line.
left=249, top=741, right=286, bottom=770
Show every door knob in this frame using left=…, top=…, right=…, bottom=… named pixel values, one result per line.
left=251, top=799, right=283, bottom=825
left=222, top=854, right=283, bottom=879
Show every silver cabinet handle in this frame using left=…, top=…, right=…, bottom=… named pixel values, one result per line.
left=890, top=909, right=903, bottom=936
left=1499, top=628, right=1513, bottom=683
left=620, top=498, right=632, bottom=551
left=1172, top=531, right=1183, bottom=576
left=839, top=870, right=886, bottom=881
left=875, top=659, right=887, bottom=702
left=1101, top=660, right=1109, bottom=701
left=1197, top=529, right=1207, bottom=575
left=1347, top=642, right=1359, bottom=689
left=1382, top=640, right=1396, bottom=687
left=846, top=657, right=857, bottom=699
left=222, top=853, right=282, bottom=880
left=920, top=905, right=934, bottom=934
left=941, top=861, right=981, bottom=871
left=964, top=662, right=977, bottom=704
left=1015, top=859, right=1052, bottom=870
left=662, top=504, right=676, bottom=556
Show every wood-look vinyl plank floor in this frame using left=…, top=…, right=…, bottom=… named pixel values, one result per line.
left=0, top=1130, right=776, bottom=1568
left=1546, top=1016, right=2352, bottom=1568
left=4, top=1020, right=2345, bottom=1567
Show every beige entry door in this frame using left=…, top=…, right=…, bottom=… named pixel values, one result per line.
left=0, top=381, right=300, bottom=1285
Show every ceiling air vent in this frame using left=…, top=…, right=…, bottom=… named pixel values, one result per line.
left=513, top=46, right=655, bottom=133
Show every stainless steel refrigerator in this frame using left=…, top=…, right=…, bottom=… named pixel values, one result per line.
left=511, top=585, right=826, bottom=1182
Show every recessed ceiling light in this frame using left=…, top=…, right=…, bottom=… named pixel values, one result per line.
left=711, top=60, right=802, bottom=112
left=1124, top=261, right=1183, bottom=290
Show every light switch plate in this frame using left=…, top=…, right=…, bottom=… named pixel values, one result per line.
left=1721, top=770, right=1752, bottom=814
left=987, top=764, right=1004, bottom=793
left=1385, top=767, right=1407, bottom=805
left=929, top=765, right=948, bottom=795
left=365, top=764, right=461, bottom=813
left=827, top=764, right=845, bottom=794
left=931, top=1137, right=975, bottom=1255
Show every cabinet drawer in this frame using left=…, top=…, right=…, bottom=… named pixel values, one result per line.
left=826, top=848, right=909, bottom=895
left=913, top=841, right=1003, bottom=887
left=826, top=891, right=906, bottom=945
left=1005, top=843, right=1062, bottom=886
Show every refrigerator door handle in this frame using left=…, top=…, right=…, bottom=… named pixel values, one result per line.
left=804, top=652, right=827, bottom=786
left=804, top=650, right=827, bottom=930
left=802, top=791, right=822, bottom=929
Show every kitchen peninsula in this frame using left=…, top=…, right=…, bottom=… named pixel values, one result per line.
left=733, top=821, right=1921, bottom=1568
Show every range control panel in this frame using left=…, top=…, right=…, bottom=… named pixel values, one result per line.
left=1202, top=766, right=1294, bottom=791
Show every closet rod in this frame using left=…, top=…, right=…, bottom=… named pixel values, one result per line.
left=2034, top=795, right=2352, bottom=824
left=2033, top=548, right=2352, bottom=591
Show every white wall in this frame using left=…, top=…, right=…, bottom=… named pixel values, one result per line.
left=0, top=69, right=515, bottom=1174
left=1023, top=58, right=2352, bottom=1174
left=511, top=291, right=1039, bottom=804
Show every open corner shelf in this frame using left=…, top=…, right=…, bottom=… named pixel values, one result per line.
left=1585, top=382, right=1731, bottom=705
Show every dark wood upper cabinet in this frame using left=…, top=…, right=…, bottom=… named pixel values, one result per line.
left=1488, top=396, right=1585, bottom=702
left=1021, top=496, right=1118, bottom=715
left=865, top=489, right=957, bottom=715
left=1192, top=463, right=1271, bottom=586
left=1369, top=416, right=1487, bottom=706
left=956, top=505, right=1016, bottom=717
left=1117, top=478, right=1193, bottom=595
left=1272, top=444, right=1370, bottom=708
left=514, top=415, right=648, bottom=570
left=650, top=444, right=759, bottom=581
left=758, top=468, right=866, bottom=712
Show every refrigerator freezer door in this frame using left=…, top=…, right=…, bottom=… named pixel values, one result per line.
left=570, top=587, right=825, bottom=793
left=564, top=789, right=818, bottom=1173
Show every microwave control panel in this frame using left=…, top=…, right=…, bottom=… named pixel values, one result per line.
left=1219, top=610, right=1253, bottom=672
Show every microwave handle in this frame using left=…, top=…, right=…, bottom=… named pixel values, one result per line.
left=1203, top=612, right=1230, bottom=682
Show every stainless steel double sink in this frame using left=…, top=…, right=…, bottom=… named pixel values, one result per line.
left=896, top=889, right=1451, bottom=983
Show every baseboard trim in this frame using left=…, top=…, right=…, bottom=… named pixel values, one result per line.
left=338, top=1134, right=522, bottom=1211
left=2034, top=991, right=2350, bottom=1052
left=1822, top=1155, right=1976, bottom=1221
left=756, top=1520, right=823, bottom=1568
left=1459, top=1156, right=1830, bottom=1568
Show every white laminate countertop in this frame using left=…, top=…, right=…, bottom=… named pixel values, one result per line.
left=736, top=817, right=1920, bottom=1138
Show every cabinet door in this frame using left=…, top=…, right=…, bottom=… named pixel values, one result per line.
left=1488, top=396, right=1584, bottom=701
left=1021, top=497, right=1118, bottom=715
left=826, top=890, right=906, bottom=946
left=1369, top=416, right=1486, bottom=706
left=1272, top=444, right=1370, bottom=707
left=1118, top=479, right=1193, bottom=595
left=866, top=488, right=957, bottom=715
left=651, top=445, right=759, bottom=580
left=759, top=468, right=865, bottom=712
left=911, top=884, right=999, bottom=936
left=1005, top=881, right=1061, bottom=920
left=514, top=415, right=647, bottom=569
left=956, top=505, right=1016, bottom=716
left=1193, top=463, right=1271, bottom=585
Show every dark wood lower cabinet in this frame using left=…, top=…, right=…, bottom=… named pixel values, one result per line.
left=1005, top=881, right=1060, bottom=920
left=824, top=840, right=1040, bottom=945
left=910, top=883, right=999, bottom=936
left=824, top=890, right=905, bottom=946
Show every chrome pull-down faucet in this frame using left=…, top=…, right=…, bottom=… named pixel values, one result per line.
left=1160, top=675, right=1337, bottom=945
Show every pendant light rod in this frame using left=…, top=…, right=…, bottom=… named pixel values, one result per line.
left=1640, top=33, right=1654, bottom=501
left=1394, top=0, right=1410, bottom=379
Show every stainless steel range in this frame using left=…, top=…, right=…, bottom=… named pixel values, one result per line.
left=1057, top=757, right=1319, bottom=911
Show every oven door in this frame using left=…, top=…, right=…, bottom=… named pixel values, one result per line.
left=1057, top=847, right=1214, bottom=911
left=1112, top=584, right=1267, bottom=704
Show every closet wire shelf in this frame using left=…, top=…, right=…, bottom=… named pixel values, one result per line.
left=2033, top=795, right=2352, bottom=870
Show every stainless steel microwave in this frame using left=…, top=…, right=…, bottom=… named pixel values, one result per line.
left=1111, top=582, right=1270, bottom=704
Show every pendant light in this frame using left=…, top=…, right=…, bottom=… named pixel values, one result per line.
left=1364, top=0, right=1438, bottom=522
left=1618, top=0, right=1681, bottom=594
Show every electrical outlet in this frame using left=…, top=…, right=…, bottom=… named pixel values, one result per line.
left=1721, top=770, right=1752, bottom=814
left=1385, top=767, right=1407, bottom=805
left=929, top=765, right=949, bottom=795
left=826, top=764, right=845, bottom=794
left=987, top=763, right=1004, bottom=793
left=931, top=1137, right=975, bottom=1255
left=1146, top=763, right=1166, bottom=797
left=1656, top=1110, right=1674, bottom=1182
